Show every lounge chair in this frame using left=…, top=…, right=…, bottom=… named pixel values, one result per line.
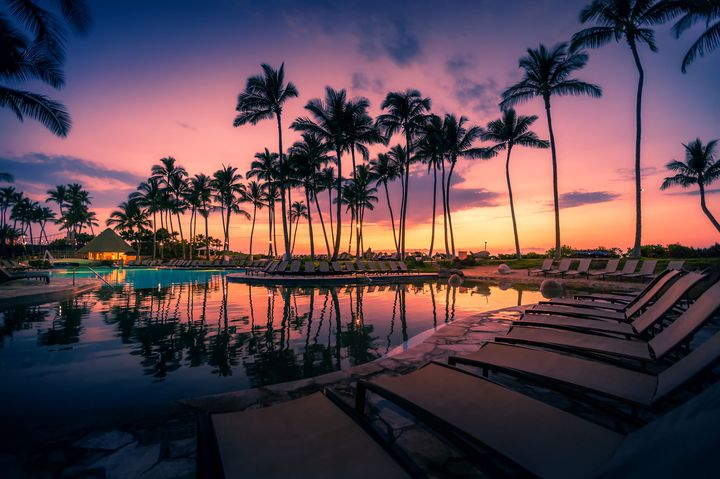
left=514, top=272, right=705, bottom=338
left=667, top=260, right=685, bottom=271
left=0, top=266, right=50, bottom=284
left=354, top=261, right=366, bottom=272
left=562, top=258, right=591, bottom=278
left=388, top=261, right=399, bottom=272
left=398, top=261, right=410, bottom=272
left=276, top=261, right=288, bottom=273
left=304, top=261, right=315, bottom=274
left=318, top=261, right=330, bottom=273
left=544, top=258, right=572, bottom=277
left=587, top=258, right=620, bottom=278
left=528, top=259, right=553, bottom=276
left=201, top=392, right=414, bottom=479
left=331, top=261, right=344, bottom=273
left=525, top=270, right=696, bottom=321
left=289, top=260, right=301, bottom=273
left=449, top=329, right=720, bottom=408
left=623, top=260, right=658, bottom=280
left=540, top=268, right=682, bottom=310
left=497, top=279, right=720, bottom=363
left=378, top=261, right=389, bottom=273
left=604, top=259, right=639, bottom=279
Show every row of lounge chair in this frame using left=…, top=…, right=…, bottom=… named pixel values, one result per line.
left=0, top=259, right=29, bottom=270
left=126, top=258, right=260, bottom=268
left=199, top=268, right=720, bottom=477
left=528, top=258, right=684, bottom=281
left=251, top=259, right=416, bottom=276
left=0, top=266, right=49, bottom=284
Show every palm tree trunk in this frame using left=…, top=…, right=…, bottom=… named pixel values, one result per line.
left=629, top=41, right=644, bottom=258
left=699, top=181, right=720, bottom=232
left=268, top=203, right=273, bottom=256
left=189, top=208, right=195, bottom=259
left=249, top=204, right=257, bottom=260
left=225, top=206, right=232, bottom=251
left=305, top=188, right=315, bottom=259
left=333, top=149, right=343, bottom=260
left=429, top=164, right=437, bottom=257
left=543, top=95, right=562, bottom=260
left=441, top=158, right=449, bottom=256
left=348, top=211, right=354, bottom=254
left=383, top=180, right=399, bottom=255
left=446, top=159, right=457, bottom=258
left=204, top=211, right=210, bottom=260
left=328, top=188, right=334, bottom=246
left=291, top=217, right=300, bottom=254
left=276, top=114, right=292, bottom=261
left=505, top=146, right=521, bottom=259
left=401, top=133, right=412, bottom=259
left=313, top=185, right=332, bottom=258
left=152, top=211, right=157, bottom=260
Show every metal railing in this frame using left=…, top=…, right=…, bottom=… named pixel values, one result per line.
left=71, top=265, right=113, bottom=287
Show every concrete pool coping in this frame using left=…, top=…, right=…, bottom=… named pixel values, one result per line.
left=0, top=276, right=101, bottom=306
left=227, top=271, right=439, bottom=285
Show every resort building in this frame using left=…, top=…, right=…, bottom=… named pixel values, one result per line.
left=77, top=228, right=136, bottom=262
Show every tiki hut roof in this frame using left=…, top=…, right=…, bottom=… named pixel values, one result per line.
left=77, top=228, right=135, bottom=253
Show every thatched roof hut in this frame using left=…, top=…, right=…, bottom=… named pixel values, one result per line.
left=77, top=228, right=135, bottom=260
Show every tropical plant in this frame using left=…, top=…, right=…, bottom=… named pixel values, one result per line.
left=106, top=199, right=150, bottom=254
left=668, top=0, right=720, bottom=71
left=501, top=42, right=602, bottom=259
left=211, top=165, right=247, bottom=251
left=660, top=138, right=720, bottom=232
left=187, top=173, right=213, bottom=259
left=289, top=200, right=308, bottom=254
left=152, top=156, right=188, bottom=257
left=376, top=89, right=431, bottom=258
left=234, top=63, right=298, bottom=260
left=1, top=0, right=91, bottom=136
left=416, top=114, right=445, bottom=257
left=368, top=151, right=402, bottom=256
left=345, top=165, right=378, bottom=256
left=482, top=108, right=549, bottom=258
left=131, top=177, right=164, bottom=259
left=244, top=180, right=266, bottom=260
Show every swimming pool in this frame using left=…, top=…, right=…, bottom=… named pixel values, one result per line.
left=0, top=268, right=548, bottom=415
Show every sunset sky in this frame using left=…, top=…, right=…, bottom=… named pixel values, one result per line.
left=2, top=0, right=719, bottom=254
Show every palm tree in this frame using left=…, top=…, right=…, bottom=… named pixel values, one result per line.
left=152, top=157, right=188, bottom=258
left=668, top=0, right=720, bottom=72
left=661, top=138, right=720, bottom=232
left=36, top=206, right=56, bottom=244
left=211, top=165, right=245, bottom=251
left=572, top=0, right=672, bottom=257
left=376, top=90, right=431, bottom=258
left=316, top=166, right=336, bottom=249
left=442, top=114, right=496, bottom=258
left=244, top=180, right=266, bottom=260
left=234, top=63, right=298, bottom=260
left=501, top=43, right=602, bottom=259
left=46, top=184, right=68, bottom=231
left=265, top=184, right=281, bottom=256
left=291, top=87, right=353, bottom=260
left=187, top=174, right=213, bottom=260
left=0, top=1, right=91, bottom=137
left=106, top=200, right=150, bottom=255
left=289, top=132, right=333, bottom=259
left=289, top=201, right=308, bottom=254
left=347, top=165, right=378, bottom=256
left=482, top=108, right=549, bottom=259
left=131, top=178, right=164, bottom=259
left=369, top=152, right=402, bottom=256
left=1, top=186, right=19, bottom=228
left=247, top=148, right=280, bottom=256
left=416, top=115, right=445, bottom=257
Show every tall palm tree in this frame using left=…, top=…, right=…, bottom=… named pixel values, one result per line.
left=152, top=156, right=188, bottom=257
left=234, top=63, right=298, bottom=260
left=416, top=115, right=445, bottom=257
left=106, top=200, right=150, bottom=255
left=369, top=152, right=402, bottom=256
left=291, top=87, right=353, bottom=260
left=316, top=166, right=336, bottom=249
left=131, top=178, right=164, bottom=259
left=347, top=165, right=378, bottom=256
left=376, top=89, right=431, bottom=258
left=265, top=184, right=280, bottom=256
left=289, top=201, right=308, bottom=254
left=501, top=43, right=602, bottom=259
left=46, top=184, right=67, bottom=232
left=36, top=206, right=56, bottom=244
left=482, top=108, right=549, bottom=259
left=187, top=174, right=213, bottom=260
left=668, top=0, right=720, bottom=72
left=442, top=114, right=496, bottom=258
left=0, top=1, right=91, bottom=137
left=1, top=186, right=19, bottom=228
left=247, top=148, right=279, bottom=256
left=244, top=180, right=266, bottom=260
left=661, top=138, right=720, bottom=232
left=572, top=0, right=671, bottom=257
left=211, top=165, right=245, bottom=251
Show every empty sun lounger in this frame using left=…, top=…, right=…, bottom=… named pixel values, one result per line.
left=562, top=258, right=591, bottom=278
left=544, top=258, right=572, bottom=277
left=331, top=261, right=344, bottom=273
left=623, top=260, right=658, bottom=280
left=276, top=261, right=288, bottom=273
left=289, top=260, right=301, bottom=273
left=604, top=259, right=639, bottom=279
left=540, top=268, right=683, bottom=311
left=318, top=261, right=330, bottom=273
left=587, top=259, right=620, bottom=278
left=528, top=259, right=553, bottom=276
left=517, top=272, right=706, bottom=337
left=450, top=330, right=720, bottom=408
left=666, top=260, right=685, bottom=271
left=498, top=280, right=720, bottom=363
left=354, top=261, right=366, bottom=272
left=0, top=266, right=50, bottom=284
left=378, top=261, right=388, bottom=273
left=304, top=261, right=315, bottom=274
left=201, top=392, right=413, bottom=479
left=387, top=261, right=399, bottom=272
left=397, top=261, right=409, bottom=272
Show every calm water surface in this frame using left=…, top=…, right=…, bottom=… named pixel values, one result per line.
left=0, top=268, right=546, bottom=414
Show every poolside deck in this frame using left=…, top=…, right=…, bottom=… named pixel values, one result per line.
left=227, top=271, right=439, bottom=285
left=0, top=276, right=100, bottom=306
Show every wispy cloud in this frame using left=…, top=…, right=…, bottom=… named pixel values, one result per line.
left=351, top=72, right=385, bottom=94
left=556, top=190, right=621, bottom=209
left=615, top=166, right=659, bottom=181
left=356, top=18, right=421, bottom=66
left=445, top=54, right=499, bottom=114
left=176, top=121, right=197, bottom=131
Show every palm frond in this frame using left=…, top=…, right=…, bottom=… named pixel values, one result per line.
left=681, top=20, right=720, bottom=72
left=0, top=86, right=70, bottom=136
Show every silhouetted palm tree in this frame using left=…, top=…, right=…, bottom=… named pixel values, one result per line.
left=572, top=0, right=671, bottom=257
left=187, top=174, right=213, bottom=259
left=661, top=138, right=720, bottom=232
left=247, top=148, right=279, bottom=256
left=442, top=114, right=496, bottom=257
left=369, top=152, right=402, bottom=255
left=107, top=200, right=150, bottom=255
left=234, top=63, right=298, bottom=260
left=483, top=108, right=549, bottom=258
left=347, top=165, right=378, bottom=256
left=376, top=90, right=431, bottom=258
left=292, top=87, right=353, bottom=259
left=289, top=201, right=308, bottom=254
left=211, top=165, right=245, bottom=251
left=668, top=0, right=720, bottom=71
left=316, top=166, right=336, bottom=249
left=0, top=0, right=91, bottom=136
left=131, top=178, right=164, bottom=259
left=245, top=180, right=266, bottom=260
left=501, top=43, right=602, bottom=259
left=152, top=156, right=188, bottom=257
left=46, top=184, right=67, bottom=231
left=417, top=114, right=445, bottom=257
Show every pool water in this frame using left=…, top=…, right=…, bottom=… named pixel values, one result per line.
left=0, top=268, right=547, bottom=415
